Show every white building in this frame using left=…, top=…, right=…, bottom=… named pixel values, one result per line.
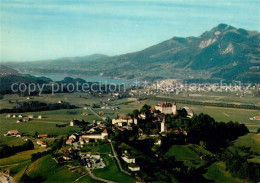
left=121, top=154, right=135, bottom=164
left=128, top=164, right=140, bottom=171
left=160, top=117, right=167, bottom=133
left=112, top=116, right=137, bottom=126
left=155, top=102, right=177, bottom=114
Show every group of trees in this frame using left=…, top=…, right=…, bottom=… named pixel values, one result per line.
left=0, top=140, right=34, bottom=158
left=31, top=137, right=64, bottom=162
left=184, top=113, right=249, bottom=152
left=0, top=101, right=76, bottom=113
left=220, top=149, right=260, bottom=182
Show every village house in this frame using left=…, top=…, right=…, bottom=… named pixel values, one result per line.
left=16, top=119, right=22, bottom=123
left=155, top=102, right=177, bottom=114
left=66, top=138, right=74, bottom=145
left=121, top=151, right=136, bottom=164
left=38, top=115, right=42, bottom=119
left=18, top=114, right=23, bottom=118
left=81, top=129, right=108, bottom=140
left=23, top=118, right=30, bottom=122
left=99, top=111, right=104, bottom=115
left=82, top=112, right=88, bottom=116
left=112, top=116, right=138, bottom=126
left=63, top=154, right=72, bottom=161
left=138, top=112, right=147, bottom=120
left=4, top=130, right=20, bottom=137
left=28, top=115, right=34, bottom=119
left=79, top=137, right=90, bottom=145
left=250, top=116, right=260, bottom=120
left=12, top=114, right=17, bottom=118
left=37, top=140, right=47, bottom=148
left=128, top=164, right=140, bottom=171
left=38, top=134, right=48, bottom=138
left=6, top=114, right=11, bottom=118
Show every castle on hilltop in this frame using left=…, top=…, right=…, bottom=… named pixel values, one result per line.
left=155, top=102, right=177, bottom=114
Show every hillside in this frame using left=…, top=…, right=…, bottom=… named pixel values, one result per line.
left=4, top=24, right=260, bottom=82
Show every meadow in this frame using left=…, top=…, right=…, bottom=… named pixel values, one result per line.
left=203, top=162, right=247, bottom=183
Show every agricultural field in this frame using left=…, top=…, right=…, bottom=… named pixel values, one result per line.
left=0, top=147, right=49, bottom=166
left=0, top=107, right=102, bottom=144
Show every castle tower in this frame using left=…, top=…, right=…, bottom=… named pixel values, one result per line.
left=160, top=116, right=167, bottom=133
left=172, top=102, right=177, bottom=115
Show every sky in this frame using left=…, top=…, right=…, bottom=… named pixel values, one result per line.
left=1, top=0, right=259, bottom=61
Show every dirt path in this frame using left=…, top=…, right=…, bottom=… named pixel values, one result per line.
left=85, top=167, right=115, bottom=183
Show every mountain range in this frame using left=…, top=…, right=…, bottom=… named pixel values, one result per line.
left=3, top=24, right=260, bottom=83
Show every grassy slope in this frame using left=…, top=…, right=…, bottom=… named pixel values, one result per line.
left=92, top=154, right=136, bottom=183
left=27, top=155, right=80, bottom=182
left=203, top=162, right=247, bottom=183
left=166, top=144, right=212, bottom=168
left=0, top=148, right=49, bottom=166
left=234, top=133, right=260, bottom=163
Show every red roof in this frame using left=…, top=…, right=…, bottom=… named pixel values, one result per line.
left=8, top=130, right=19, bottom=134
left=38, top=134, right=48, bottom=138
left=254, top=116, right=260, bottom=119
left=102, top=129, right=108, bottom=134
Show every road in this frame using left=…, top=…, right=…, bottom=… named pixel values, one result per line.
left=84, top=166, right=116, bottom=183
left=109, top=141, right=131, bottom=176
left=89, top=107, right=104, bottom=121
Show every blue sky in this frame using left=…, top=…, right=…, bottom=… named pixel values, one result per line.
left=1, top=0, right=259, bottom=61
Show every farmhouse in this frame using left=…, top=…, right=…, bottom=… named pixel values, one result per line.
left=38, top=134, right=48, bottom=138
left=82, top=112, right=88, bottom=116
left=37, top=140, right=47, bottom=148
left=250, top=116, right=260, bottom=120
left=4, top=130, right=20, bottom=137
left=155, top=102, right=177, bottom=114
left=16, top=119, right=22, bottom=123
left=23, top=118, right=30, bottom=122
left=28, top=115, right=34, bottom=119
left=6, top=114, right=11, bottom=118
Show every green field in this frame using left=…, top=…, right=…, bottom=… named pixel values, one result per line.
left=0, top=148, right=49, bottom=166
left=27, top=155, right=80, bottom=182
left=233, top=133, right=260, bottom=163
left=0, top=107, right=104, bottom=145
left=92, top=154, right=136, bottom=183
left=203, top=162, right=247, bottom=183
left=166, top=144, right=212, bottom=168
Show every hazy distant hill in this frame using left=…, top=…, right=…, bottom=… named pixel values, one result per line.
left=4, top=24, right=260, bottom=83
left=0, top=65, right=20, bottom=76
